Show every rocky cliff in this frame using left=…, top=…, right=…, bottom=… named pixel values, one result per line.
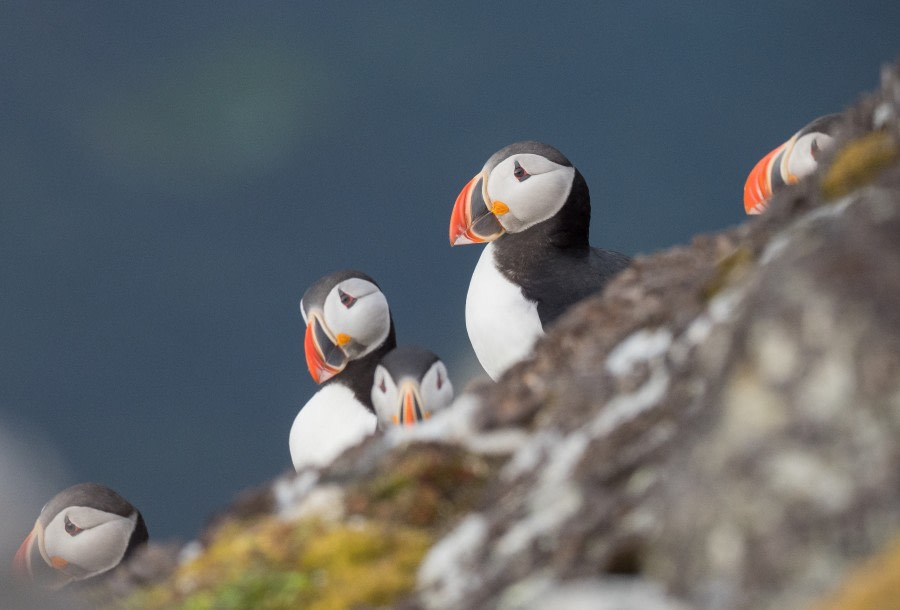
left=65, top=62, right=900, bottom=610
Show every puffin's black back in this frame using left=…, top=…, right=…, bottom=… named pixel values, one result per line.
left=124, top=511, right=149, bottom=560
left=492, top=168, right=630, bottom=326
left=324, top=317, right=397, bottom=411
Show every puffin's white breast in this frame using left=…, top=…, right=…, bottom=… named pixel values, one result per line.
left=465, top=243, right=543, bottom=380
left=289, top=384, right=377, bottom=471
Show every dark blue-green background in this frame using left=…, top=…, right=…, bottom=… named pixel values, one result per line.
left=2, top=2, right=897, bottom=542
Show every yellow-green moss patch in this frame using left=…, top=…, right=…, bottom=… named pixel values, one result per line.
left=346, top=443, right=493, bottom=529
left=119, top=517, right=432, bottom=610
left=299, top=523, right=431, bottom=610
left=702, top=246, right=754, bottom=301
left=821, top=131, right=897, bottom=200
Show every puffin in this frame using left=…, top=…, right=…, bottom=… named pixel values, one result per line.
left=289, top=270, right=396, bottom=471
left=14, top=482, right=148, bottom=589
left=449, top=141, right=631, bottom=380
left=371, top=346, right=454, bottom=427
left=743, top=113, right=841, bottom=214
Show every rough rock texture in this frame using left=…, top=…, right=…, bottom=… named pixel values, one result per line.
left=423, top=63, right=900, bottom=610
left=68, top=63, right=900, bottom=609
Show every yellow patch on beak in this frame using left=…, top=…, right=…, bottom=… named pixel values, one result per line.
left=50, top=556, right=69, bottom=569
left=336, top=333, right=351, bottom=347
left=491, top=201, right=509, bottom=215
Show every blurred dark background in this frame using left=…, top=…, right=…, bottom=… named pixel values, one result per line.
left=1, top=2, right=897, bottom=543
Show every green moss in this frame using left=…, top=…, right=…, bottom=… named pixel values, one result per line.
left=180, top=571, right=311, bottom=610
left=118, top=517, right=431, bottom=610
left=298, top=524, right=431, bottom=610
left=347, top=444, right=492, bottom=529
left=175, top=518, right=314, bottom=595
left=821, top=131, right=898, bottom=200
left=114, top=445, right=491, bottom=609
left=701, top=246, right=754, bottom=301
left=370, top=471, right=415, bottom=502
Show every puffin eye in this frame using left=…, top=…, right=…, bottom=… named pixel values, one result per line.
left=809, top=137, right=821, bottom=160
left=513, top=160, right=530, bottom=182
left=436, top=371, right=443, bottom=390
left=379, top=378, right=387, bottom=393
left=64, top=515, right=83, bottom=537
left=338, top=289, right=357, bottom=308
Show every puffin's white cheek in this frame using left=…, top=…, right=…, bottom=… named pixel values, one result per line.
left=342, top=296, right=390, bottom=351
left=371, top=368, right=399, bottom=426
left=787, top=133, right=834, bottom=180
left=438, top=382, right=455, bottom=411
left=516, top=171, right=574, bottom=222
left=44, top=518, right=133, bottom=577
left=488, top=166, right=574, bottom=232
left=437, top=380, right=454, bottom=408
left=420, top=366, right=455, bottom=413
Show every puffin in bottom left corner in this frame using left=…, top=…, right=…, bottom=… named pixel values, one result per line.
left=13, top=482, right=148, bottom=590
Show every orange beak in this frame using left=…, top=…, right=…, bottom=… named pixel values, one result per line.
left=449, top=172, right=505, bottom=245
left=391, top=383, right=429, bottom=427
left=304, top=315, right=349, bottom=384
left=743, top=142, right=786, bottom=215
left=14, top=526, right=37, bottom=579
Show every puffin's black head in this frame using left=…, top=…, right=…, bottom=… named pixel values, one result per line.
left=743, top=113, right=842, bottom=214
left=371, top=346, right=454, bottom=427
left=300, top=270, right=396, bottom=384
left=450, top=141, right=583, bottom=245
left=14, top=483, right=148, bottom=590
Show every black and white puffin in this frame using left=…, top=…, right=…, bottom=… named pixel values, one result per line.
left=449, top=141, right=631, bottom=380
left=14, top=483, right=148, bottom=589
left=371, top=346, right=454, bottom=428
left=289, top=270, right=396, bottom=470
left=743, top=113, right=841, bottom=214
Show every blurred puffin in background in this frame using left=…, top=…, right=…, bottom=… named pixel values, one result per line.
left=14, top=482, right=148, bottom=590
left=743, top=113, right=841, bottom=214
left=371, top=346, right=454, bottom=428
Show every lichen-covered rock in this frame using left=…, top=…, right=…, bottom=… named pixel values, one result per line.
left=414, top=62, right=900, bottom=609
left=77, top=62, right=900, bottom=610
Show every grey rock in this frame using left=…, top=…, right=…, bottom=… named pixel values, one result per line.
left=413, top=62, right=900, bottom=609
